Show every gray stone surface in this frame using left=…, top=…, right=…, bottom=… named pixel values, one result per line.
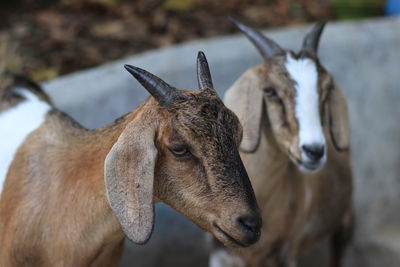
left=43, top=16, right=400, bottom=267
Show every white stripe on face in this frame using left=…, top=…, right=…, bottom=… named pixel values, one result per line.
left=285, top=54, right=326, bottom=166
left=0, top=88, right=51, bottom=195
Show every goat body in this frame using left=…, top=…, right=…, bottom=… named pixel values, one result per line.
left=0, top=80, right=135, bottom=266
left=209, top=20, right=353, bottom=267
left=0, top=53, right=261, bottom=266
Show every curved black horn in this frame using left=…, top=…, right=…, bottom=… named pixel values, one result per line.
left=228, top=16, right=284, bottom=59
left=196, top=51, right=214, bottom=90
left=302, top=21, right=327, bottom=55
left=124, top=64, right=178, bottom=106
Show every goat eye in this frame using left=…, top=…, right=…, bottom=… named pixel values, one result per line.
left=170, top=146, right=189, bottom=156
left=263, top=86, right=279, bottom=100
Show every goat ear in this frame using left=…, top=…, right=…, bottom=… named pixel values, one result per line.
left=104, top=114, right=157, bottom=244
left=224, top=68, right=264, bottom=153
left=327, top=84, right=350, bottom=151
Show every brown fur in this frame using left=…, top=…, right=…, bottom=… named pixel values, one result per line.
left=0, top=78, right=260, bottom=266
left=219, top=55, right=353, bottom=266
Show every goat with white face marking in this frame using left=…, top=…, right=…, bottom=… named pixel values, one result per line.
left=209, top=20, right=353, bottom=267
left=0, top=52, right=261, bottom=267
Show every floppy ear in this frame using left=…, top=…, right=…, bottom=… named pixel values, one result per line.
left=327, top=83, right=350, bottom=151
left=224, top=67, right=264, bottom=153
left=104, top=113, right=157, bottom=244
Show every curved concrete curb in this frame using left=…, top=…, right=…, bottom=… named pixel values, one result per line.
left=43, top=16, right=400, bottom=267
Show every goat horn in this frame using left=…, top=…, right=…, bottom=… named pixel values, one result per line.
left=124, top=64, right=178, bottom=106
left=196, top=51, right=214, bottom=90
left=228, top=16, right=284, bottom=59
left=302, top=21, right=327, bottom=55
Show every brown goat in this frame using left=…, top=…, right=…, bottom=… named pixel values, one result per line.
left=209, top=20, right=353, bottom=267
left=0, top=52, right=261, bottom=267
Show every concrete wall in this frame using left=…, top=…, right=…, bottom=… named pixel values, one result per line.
left=43, top=16, right=400, bottom=267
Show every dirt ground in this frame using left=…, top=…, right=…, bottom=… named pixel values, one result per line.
left=0, top=0, right=335, bottom=81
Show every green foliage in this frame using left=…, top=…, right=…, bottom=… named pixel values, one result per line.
left=163, top=0, right=199, bottom=12
left=331, top=0, right=385, bottom=19
left=0, top=34, right=22, bottom=75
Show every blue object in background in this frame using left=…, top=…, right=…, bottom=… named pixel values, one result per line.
left=386, top=0, right=400, bottom=14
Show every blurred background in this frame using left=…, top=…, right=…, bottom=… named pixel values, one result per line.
left=0, top=0, right=395, bottom=81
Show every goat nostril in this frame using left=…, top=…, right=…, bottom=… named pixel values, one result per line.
left=302, top=145, right=325, bottom=161
left=237, top=216, right=262, bottom=234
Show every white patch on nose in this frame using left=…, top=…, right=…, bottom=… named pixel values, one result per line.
left=0, top=88, right=51, bottom=195
left=209, top=249, right=245, bottom=267
left=285, top=54, right=326, bottom=170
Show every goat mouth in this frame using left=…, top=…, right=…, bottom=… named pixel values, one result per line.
left=288, top=150, right=320, bottom=171
left=213, top=223, right=249, bottom=248
left=300, top=161, right=319, bottom=171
